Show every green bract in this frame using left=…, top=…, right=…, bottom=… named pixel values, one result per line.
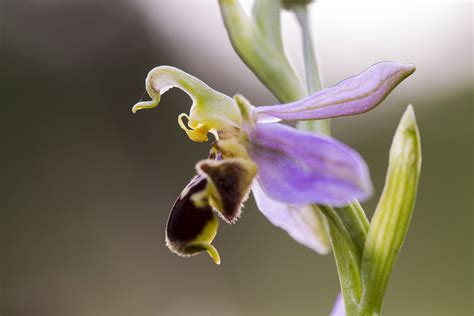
left=219, top=0, right=305, bottom=103
left=360, top=105, right=422, bottom=314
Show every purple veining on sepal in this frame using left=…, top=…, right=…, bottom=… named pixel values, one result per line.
left=253, top=62, right=415, bottom=122
left=252, top=181, right=330, bottom=254
left=247, top=123, right=372, bottom=207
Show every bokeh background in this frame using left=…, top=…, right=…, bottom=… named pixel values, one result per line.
left=1, top=0, right=472, bottom=315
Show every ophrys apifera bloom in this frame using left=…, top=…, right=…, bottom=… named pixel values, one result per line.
left=132, top=62, right=415, bottom=264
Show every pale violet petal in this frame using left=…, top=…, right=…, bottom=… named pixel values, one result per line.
left=252, top=181, right=331, bottom=254
left=330, top=293, right=346, bottom=316
left=253, top=62, right=415, bottom=122
left=247, top=123, right=372, bottom=206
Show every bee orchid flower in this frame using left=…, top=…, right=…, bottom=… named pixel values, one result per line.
left=132, top=61, right=415, bottom=264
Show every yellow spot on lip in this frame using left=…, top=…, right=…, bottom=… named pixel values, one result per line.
left=188, top=213, right=221, bottom=265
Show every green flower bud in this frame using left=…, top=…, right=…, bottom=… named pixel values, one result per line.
left=360, top=105, right=422, bottom=313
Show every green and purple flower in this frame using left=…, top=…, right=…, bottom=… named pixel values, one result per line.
left=132, top=61, right=415, bottom=264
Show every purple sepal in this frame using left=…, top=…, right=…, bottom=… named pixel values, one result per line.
left=252, top=181, right=330, bottom=254
left=330, top=293, right=346, bottom=316
left=253, top=62, right=415, bottom=122
left=247, top=123, right=372, bottom=207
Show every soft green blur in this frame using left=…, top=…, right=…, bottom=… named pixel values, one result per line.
left=0, top=1, right=472, bottom=316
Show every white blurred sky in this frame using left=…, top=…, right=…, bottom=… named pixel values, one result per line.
left=133, top=0, right=472, bottom=107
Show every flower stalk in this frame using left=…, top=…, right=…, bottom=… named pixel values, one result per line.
left=290, top=4, right=371, bottom=313
left=219, top=1, right=421, bottom=315
left=219, top=0, right=305, bottom=102
left=292, top=4, right=330, bottom=137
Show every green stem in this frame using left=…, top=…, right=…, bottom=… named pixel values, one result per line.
left=318, top=205, right=364, bottom=267
left=326, top=218, right=362, bottom=315
left=219, top=0, right=305, bottom=103
left=293, top=5, right=321, bottom=92
left=293, top=5, right=371, bottom=315
left=318, top=204, right=369, bottom=316
left=334, top=202, right=370, bottom=263
left=320, top=204, right=372, bottom=316
left=293, top=5, right=330, bottom=135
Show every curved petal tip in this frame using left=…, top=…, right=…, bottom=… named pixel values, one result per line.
left=253, top=61, right=416, bottom=122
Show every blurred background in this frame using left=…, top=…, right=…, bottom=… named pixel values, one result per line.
left=1, top=0, right=472, bottom=315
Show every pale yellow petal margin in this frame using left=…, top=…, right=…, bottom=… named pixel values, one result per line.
left=131, top=66, right=243, bottom=142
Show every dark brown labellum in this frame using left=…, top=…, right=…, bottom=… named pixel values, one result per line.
left=166, top=175, right=217, bottom=257
left=198, top=158, right=257, bottom=223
